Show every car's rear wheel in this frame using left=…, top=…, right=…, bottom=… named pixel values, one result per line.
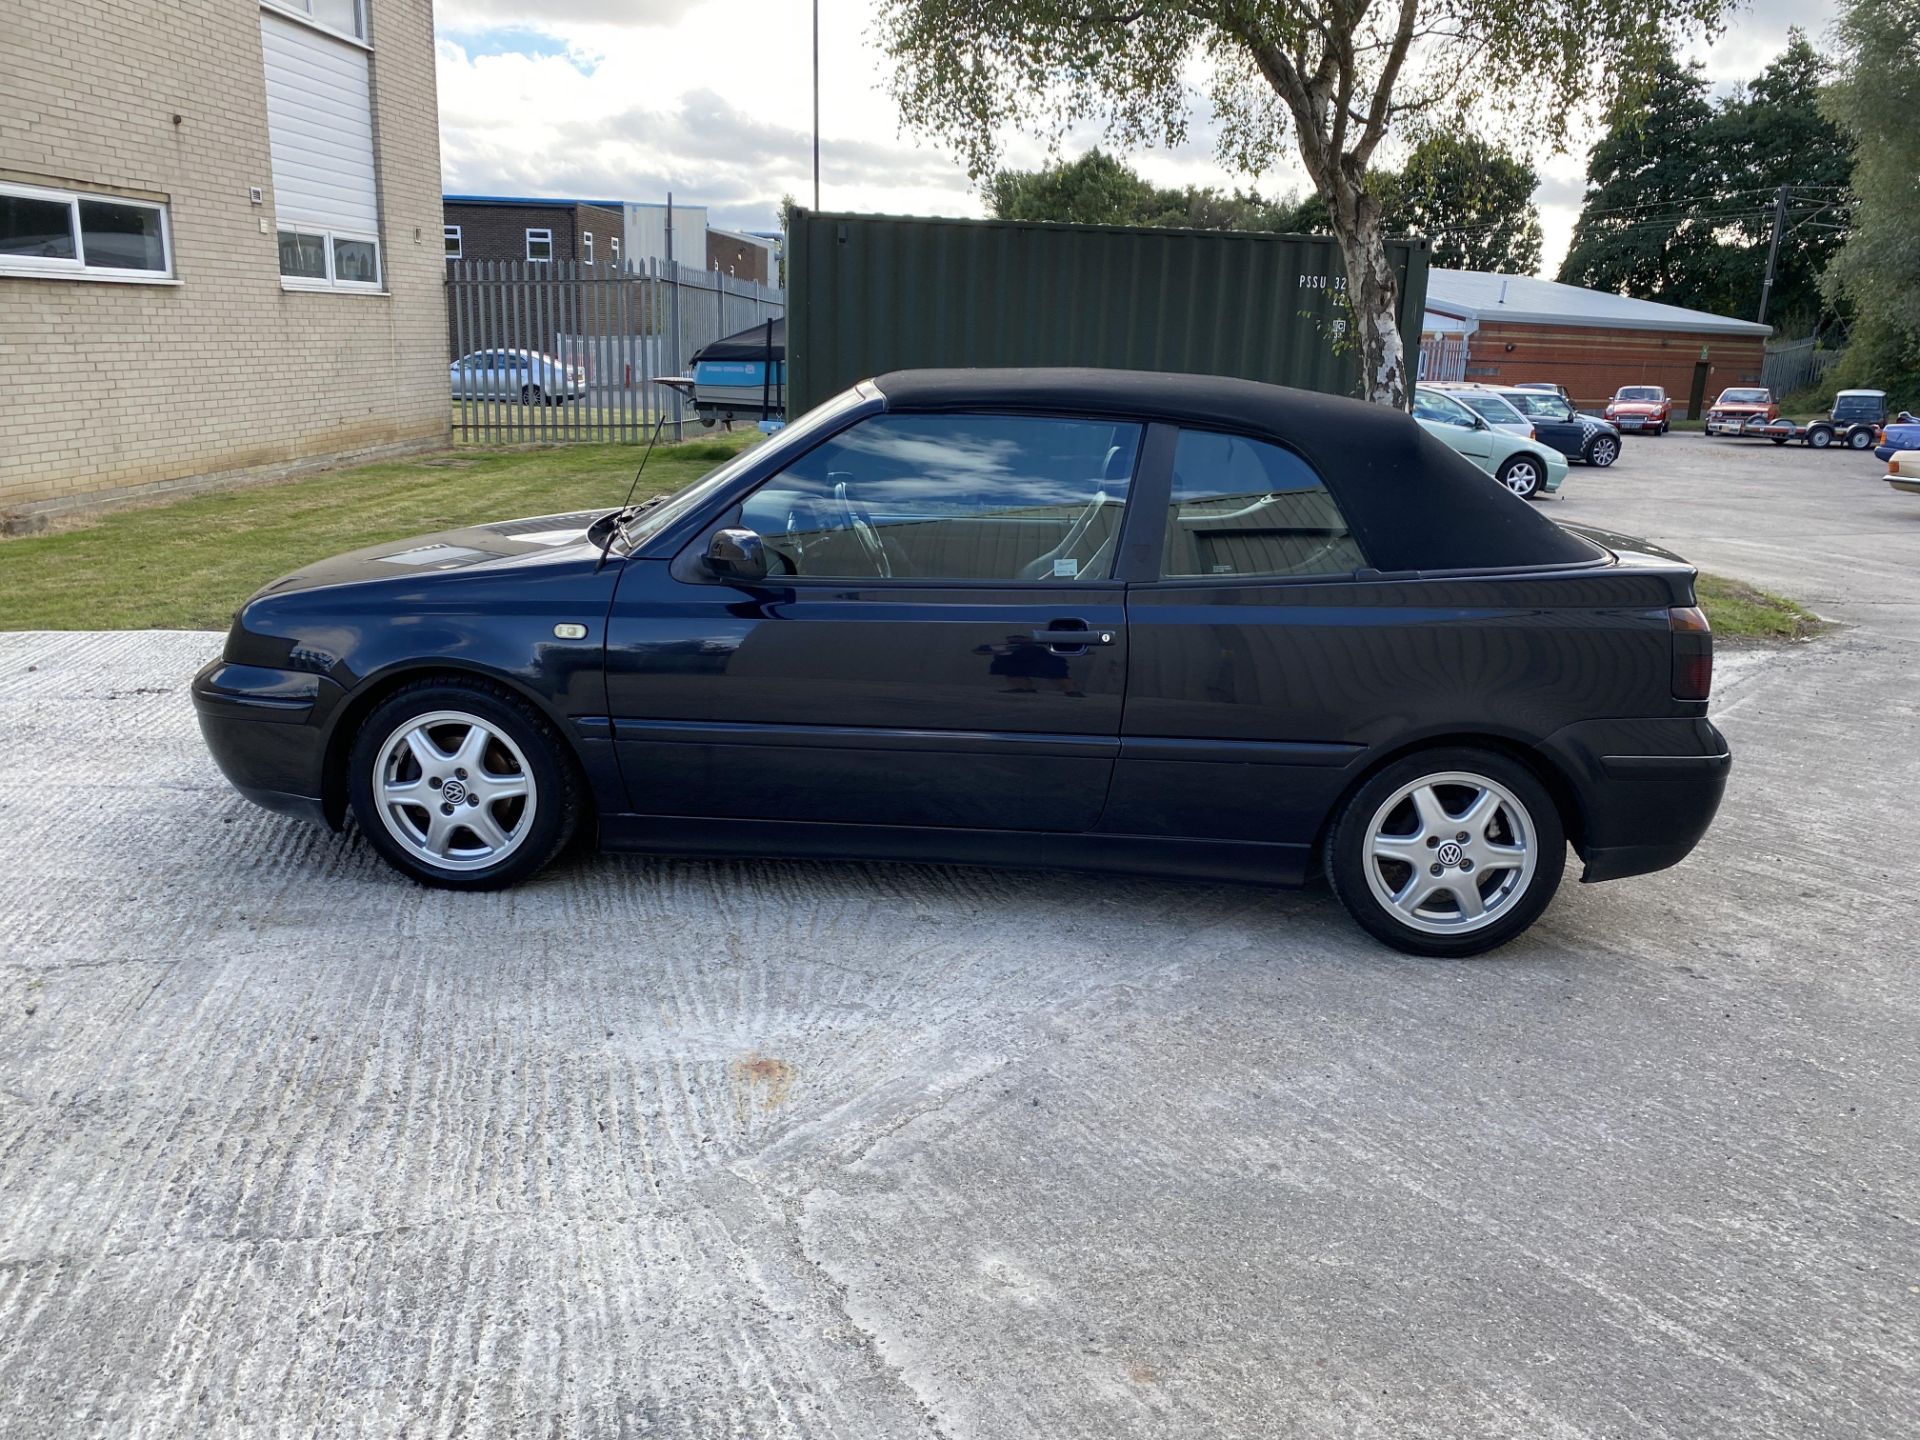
left=1495, top=455, right=1543, bottom=499
left=348, top=678, right=583, bottom=890
left=1587, top=434, right=1619, bottom=467
left=1326, top=748, right=1566, bottom=957
left=522, top=384, right=544, bottom=406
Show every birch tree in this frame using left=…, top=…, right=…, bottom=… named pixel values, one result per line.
left=875, top=0, right=1732, bottom=409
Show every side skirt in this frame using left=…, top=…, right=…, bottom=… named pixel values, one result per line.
left=597, top=814, right=1312, bottom=888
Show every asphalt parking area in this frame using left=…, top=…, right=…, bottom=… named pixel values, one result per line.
left=1, top=434, right=1915, bottom=1437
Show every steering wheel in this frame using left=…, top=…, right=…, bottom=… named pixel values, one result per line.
left=831, top=476, right=892, bottom=578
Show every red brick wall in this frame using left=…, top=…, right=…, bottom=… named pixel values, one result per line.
left=1456, top=321, right=1767, bottom=414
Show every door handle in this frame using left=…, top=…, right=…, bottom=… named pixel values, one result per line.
left=1031, top=625, right=1117, bottom=647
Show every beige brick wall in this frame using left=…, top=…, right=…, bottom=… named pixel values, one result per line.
left=0, top=0, right=448, bottom=514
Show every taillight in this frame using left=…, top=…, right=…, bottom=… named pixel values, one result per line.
left=1670, top=605, right=1712, bottom=701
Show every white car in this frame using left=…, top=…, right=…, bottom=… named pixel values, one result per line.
left=450, top=349, right=587, bottom=405
left=1413, top=386, right=1568, bottom=499
left=1887, top=451, right=1920, bottom=496
left=1428, top=384, right=1534, bottom=438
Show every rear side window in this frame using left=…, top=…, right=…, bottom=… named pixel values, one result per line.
left=741, top=412, right=1141, bottom=582
left=1162, top=431, right=1367, bottom=580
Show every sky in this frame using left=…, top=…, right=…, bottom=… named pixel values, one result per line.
left=434, top=0, right=1839, bottom=278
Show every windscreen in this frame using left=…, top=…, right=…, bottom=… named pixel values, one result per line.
left=1618, top=387, right=1661, bottom=401
left=1720, top=389, right=1770, bottom=404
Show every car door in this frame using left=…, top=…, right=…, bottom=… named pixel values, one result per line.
left=602, top=409, right=1151, bottom=832
left=1102, top=427, right=1377, bottom=863
left=1513, top=394, right=1585, bottom=457
left=1414, top=390, right=1494, bottom=469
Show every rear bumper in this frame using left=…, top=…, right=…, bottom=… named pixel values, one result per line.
left=1535, top=717, right=1731, bottom=883
left=192, top=658, right=340, bottom=828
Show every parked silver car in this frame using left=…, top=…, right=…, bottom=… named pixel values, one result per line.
left=450, top=349, right=586, bottom=405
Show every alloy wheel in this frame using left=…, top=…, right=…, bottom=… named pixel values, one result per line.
left=1590, top=437, right=1618, bottom=467
left=1502, top=461, right=1540, bottom=497
left=372, top=709, right=538, bottom=871
left=1360, top=771, right=1539, bottom=935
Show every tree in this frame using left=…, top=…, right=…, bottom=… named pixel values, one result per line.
left=1374, top=135, right=1542, bottom=275
left=1820, top=0, right=1920, bottom=399
left=1558, top=34, right=1852, bottom=328
left=1557, top=48, right=1723, bottom=305
left=875, top=0, right=1732, bottom=409
left=986, top=148, right=1325, bottom=233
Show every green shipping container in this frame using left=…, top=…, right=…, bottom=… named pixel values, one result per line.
left=785, top=210, right=1430, bottom=414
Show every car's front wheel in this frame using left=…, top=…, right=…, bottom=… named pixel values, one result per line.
left=348, top=678, right=583, bottom=890
left=1587, top=434, right=1620, bottom=467
left=1326, top=748, right=1566, bottom=957
left=1495, top=454, right=1544, bottom=499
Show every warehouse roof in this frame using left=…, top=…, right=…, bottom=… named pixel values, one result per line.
left=1425, top=269, right=1772, bottom=338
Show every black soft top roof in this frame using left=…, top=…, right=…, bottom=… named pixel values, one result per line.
left=694, top=316, right=784, bottom=364
left=872, top=368, right=1602, bottom=573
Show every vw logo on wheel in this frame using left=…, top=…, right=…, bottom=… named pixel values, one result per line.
left=1437, top=841, right=1464, bottom=867
left=441, top=778, right=467, bottom=804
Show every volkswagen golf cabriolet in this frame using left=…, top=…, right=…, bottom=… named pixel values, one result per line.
left=194, top=370, right=1730, bottom=956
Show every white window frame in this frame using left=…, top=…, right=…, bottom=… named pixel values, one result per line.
left=279, top=226, right=383, bottom=293
left=260, top=0, right=368, bottom=46
left=582, top=230, right=593, bottom=265
left=1, top=179, right=176, bottom=283
left=444, top=225, right=462, bottom=259
left=610, top=235, right=620, bottom=269
left=526, top=228, right=553, bottom=263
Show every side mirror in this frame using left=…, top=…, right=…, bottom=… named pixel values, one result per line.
left=707, top=527, right=769, bottom=583
left=1470, top=414, right=1488, bottom=431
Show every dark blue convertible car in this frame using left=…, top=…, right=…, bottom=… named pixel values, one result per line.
left=194, top=370, right=1730, bottom=956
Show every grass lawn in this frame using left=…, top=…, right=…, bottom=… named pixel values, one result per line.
left=0, top=434, right=757, bottom=632
left=1695, top=572, right=1828, bottom=645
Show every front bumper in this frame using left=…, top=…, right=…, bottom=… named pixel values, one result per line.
left=1611, top=414, right=1660, bottom=430
left=192, top=658, right=342, bottom=827
left=1535, top=716, right=1731, bottom=883
left=1706, top=415, right=1768, bottom=435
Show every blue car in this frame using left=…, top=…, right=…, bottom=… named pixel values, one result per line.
left=1875, top=414, right=1920, bottom=462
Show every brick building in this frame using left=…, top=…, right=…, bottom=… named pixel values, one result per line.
left=0, top=0, right=448, bottom=523
left=706, top=226, right=774, bottom=284
left=1420, top=270, right=1771, bottom=417
left=441, top=196, right=627, bottom=269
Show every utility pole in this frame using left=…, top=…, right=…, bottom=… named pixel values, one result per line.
left=812, top=0, right=821, bottom=210
left=666, top=190, right=683, bottom=441
left=1757, top=184, right=1788, bottom=326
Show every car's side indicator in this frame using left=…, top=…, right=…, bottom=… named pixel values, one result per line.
left=554, top=623, right=589, bottom=640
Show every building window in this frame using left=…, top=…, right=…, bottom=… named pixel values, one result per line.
left=526, top=228, right=553, bottom=263
left=262, top=0, right=366, bottom=42
left=276, top=228, right=381, bottom=289
left=610, top=235, right=620, bottom=269
left=582, top=231, right=593, bottom=265
left=261, top=8, right=383, bottom=291
left=444, top=225, right=461, bottom=259
left=1, top=180, right=173, bottom=281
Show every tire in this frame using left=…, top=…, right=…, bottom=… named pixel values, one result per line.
left=1325, top=747, right=1566, bottom=958
left=1495, top=454, right=1543, bottom=499
left=1659, top=421, right=1669, bottom=434
left=521, top=384, right=544, bottom=406
left=1847, top=426, right=1874, bottom=450
left=1809, top=425, right=1833, bottom=449
left=1770, top=434, right=1789, bottom=446
left=1586, top=434, right=1620, bottom=468
left=348, top=677, right=584, bottom=891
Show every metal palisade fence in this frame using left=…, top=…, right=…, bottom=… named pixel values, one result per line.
left=445, top=258, right=784, bottom=444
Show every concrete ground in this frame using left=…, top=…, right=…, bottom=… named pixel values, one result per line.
left=1, top=434, right=1915, bottom=1438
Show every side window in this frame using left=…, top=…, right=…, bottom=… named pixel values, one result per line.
left=1413, top=390, right=1475, bottom=428
left=738, top=413, right=1141, bottom=582
left=1162, top=431, right=1367, bottom=580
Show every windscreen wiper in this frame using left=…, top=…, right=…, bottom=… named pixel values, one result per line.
left=594, top=414, right=670, bottom=573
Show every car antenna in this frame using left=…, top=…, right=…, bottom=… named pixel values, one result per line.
left=596, top=412, right=669, bottom=573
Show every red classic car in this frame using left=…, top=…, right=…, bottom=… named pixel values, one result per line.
left=1706, top=387, right=1780, bottom=436
left=1604, top=386, right=1672, bottom=434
